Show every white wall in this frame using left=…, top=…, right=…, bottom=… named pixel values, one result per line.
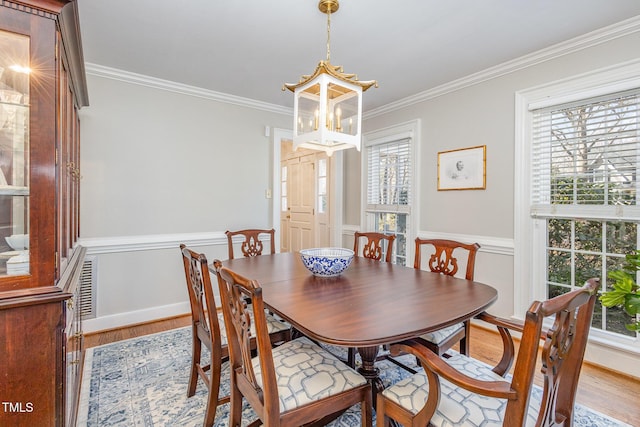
left=348, top=26, right=640, bottom=376
left=357, top=30, right=640, bottom=241
left=79, top=72, right=291, bottom=331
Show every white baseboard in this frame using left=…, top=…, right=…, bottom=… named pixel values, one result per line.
left=83, top=301, right=190, bottom=334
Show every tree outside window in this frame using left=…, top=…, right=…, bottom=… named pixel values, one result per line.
left=540, top=91, right=639, bottom=337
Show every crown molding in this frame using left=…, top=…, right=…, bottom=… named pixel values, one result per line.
left=85, top=63, right=292, bottom=116
left=365, top=15, right=640, bottom=119
left=85, top=15, right=640, bottom=120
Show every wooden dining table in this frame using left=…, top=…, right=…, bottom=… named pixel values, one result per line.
left=214, top=252, right=497, bottom=399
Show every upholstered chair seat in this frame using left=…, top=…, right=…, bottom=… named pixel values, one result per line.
left=381, top=353, right=538, bottom=426
left=420, top=323, right=465, bottom=346
left=252, top=336, right=368, bottom=412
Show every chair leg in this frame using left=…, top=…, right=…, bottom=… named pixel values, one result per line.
left=348, top=347, right=357, bottom=368
left=188, top=331, right=201, bottom=397
left=376, top=397, right=390, bottom=427
left=229, top=377, right=244, bottom=427
left=291, top=327, right=305, bottom=340
left=459, top=320, right=471, bottom=356
left=362, top=390, right=373, bottom=427
left=203, top=392, right=218, bottom=427
left=459, top=336, right=468, bottom=356
left=203, top=359, right=222, bottom=427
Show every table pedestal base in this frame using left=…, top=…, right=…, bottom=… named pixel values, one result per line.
left=357, top=346, right=384, bottom=407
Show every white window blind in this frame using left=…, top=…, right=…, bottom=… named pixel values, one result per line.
left=531, top=89, right=640, bottom=220
left=366, top=137, right=412, bottom=214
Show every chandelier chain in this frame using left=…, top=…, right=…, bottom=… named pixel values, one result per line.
left=326, top=7, right=331, bottom=62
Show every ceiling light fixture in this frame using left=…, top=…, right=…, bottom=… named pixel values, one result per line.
left=9, top=64, right=31, bottom=74
left=283, top=0, right=377, bottom=156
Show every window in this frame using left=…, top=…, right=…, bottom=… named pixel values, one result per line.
left=532, top=90, right=640, bottom=337
left=363, top=121, right=419, bottom=266
left=281, top=165, right=287, bottom=212
left=516, top=62, right=640, bottom=350
left=318, top=158, right=327, bottom=214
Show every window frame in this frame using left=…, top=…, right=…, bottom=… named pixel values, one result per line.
left=361, top=120, right=420, bottom=266
left=515, top=59, right=640, bottom=352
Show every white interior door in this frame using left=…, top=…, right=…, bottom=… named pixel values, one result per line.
left=288, top=155, right=314, bottom=251
left=278, top=141, right=333, bottom=252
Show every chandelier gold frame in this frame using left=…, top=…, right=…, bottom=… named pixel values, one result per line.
left=282, top=0, right=377, bottom=155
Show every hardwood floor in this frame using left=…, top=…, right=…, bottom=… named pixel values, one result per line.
left=468, top=326, right=640, bottom=426
left=84, top=316, right=640, bottom=425
left=83, top=315, right=191, bottom=348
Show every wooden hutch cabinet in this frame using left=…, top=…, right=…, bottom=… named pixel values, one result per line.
left=0, top=1, right=88, bottom=426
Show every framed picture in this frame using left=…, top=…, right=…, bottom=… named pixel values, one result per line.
left=437, top=145, right=486, bottom=191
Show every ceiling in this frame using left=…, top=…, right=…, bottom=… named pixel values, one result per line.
left=76, top=0, right=640, bottom=112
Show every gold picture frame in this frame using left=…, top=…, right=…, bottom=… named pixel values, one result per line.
left=437, top=145, right=486, bottom=191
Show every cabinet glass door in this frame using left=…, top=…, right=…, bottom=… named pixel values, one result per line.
left=0, top=29, right=29, bottom=276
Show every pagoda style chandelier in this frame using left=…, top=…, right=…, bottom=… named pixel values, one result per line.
left=283, top=0, right=377, bottom=156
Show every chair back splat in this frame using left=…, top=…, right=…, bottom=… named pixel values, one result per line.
left=214, top=260, right=372, bottom=427
left=377, top=278, right=600, bottom=427
left=225, top=228, right=275, bottom=259
left=354, top=231, right=396, bottom=263
left=414, top=238, right=480, bottom=280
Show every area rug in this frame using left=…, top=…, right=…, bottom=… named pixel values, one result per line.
left=76, top=327, right=630, bottom=427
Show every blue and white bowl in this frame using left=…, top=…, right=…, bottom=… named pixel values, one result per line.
left=300, top=248, right=354, bottom=277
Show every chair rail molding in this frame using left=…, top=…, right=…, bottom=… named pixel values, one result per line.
left=416, top=231, right=514, bottom=256
left=343, top=226, right=514, bottom=257
left=77, top=232, right=229, bottom=255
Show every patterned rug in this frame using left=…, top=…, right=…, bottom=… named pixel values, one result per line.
left=77, top=327, right=630, bottom=427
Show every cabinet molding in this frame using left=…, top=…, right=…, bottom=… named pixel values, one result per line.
left=0, top=1, right=87, bottom=425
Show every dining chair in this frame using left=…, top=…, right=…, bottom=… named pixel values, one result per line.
left=353, top=231, right=396, bottom=263
left=376, top=278, right=599, bottom=427
left=413, top=238, right=480, bottom=356
left=213, top=260, right=373, bottom=427
left=180, top=245, right=291, bottom=427
left=225, top=228, right=275, bottom=259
